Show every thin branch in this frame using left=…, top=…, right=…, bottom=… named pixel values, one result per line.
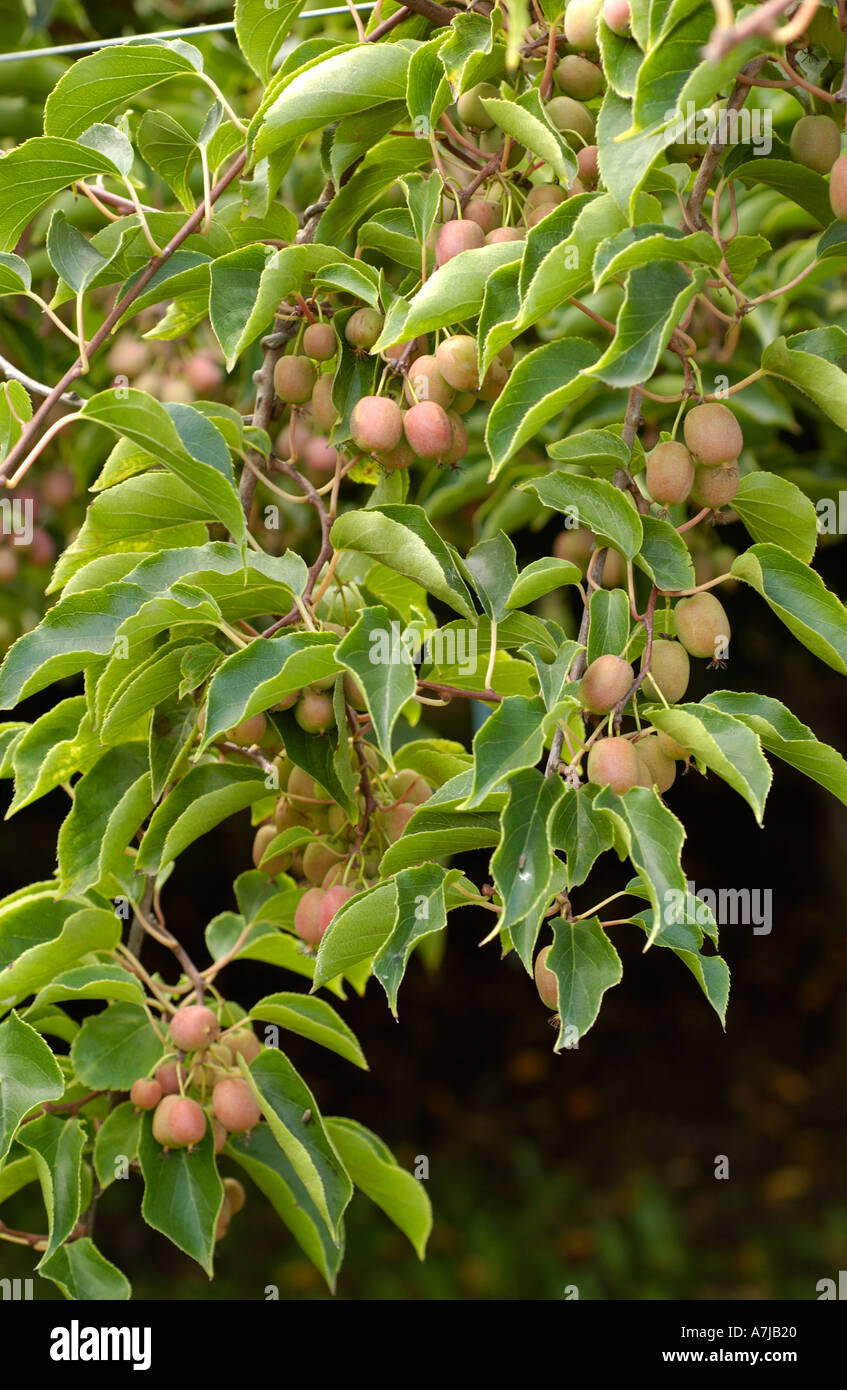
left=686, top=57, right=769, bottom=229
left=0, top=352, right=82, bottom=406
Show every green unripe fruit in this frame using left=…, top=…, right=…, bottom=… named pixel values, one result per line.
left=405, top=355, right=454, bottom=408
left=657, top=730, right=690, bottom=761
left=487, top=226, right=526, bottom=244
left=311, top=373, right=339, bottom=430
left=294, top=886, right=326, bottom=945
left=586, top=736, right=642, bottom=793
left=464, top=199, right=502, bottom=234
left=674, top=592, right=731, bottom=659
left=343, top=673, right=368, bottom=711
left=479, top=129, right=525, bottom=166
left=327, top=803, right=347, bottom=835
left=383, top=801, right=417, bottom=842
left=288, top=767, right=321, bottom=801
left=556, top=54, right=604, bottom=99
left=224, top=1177, right=247, bottom=1214
left=646, top=440, right=695, bottom=506
left=167, top=1097, right=207, bottom=1148
left=641, top=640, right=690, bottom=704
left=579, top=654, right=634, bottom=713
left=444, top=410, right=468, bottom=465
left=350, top=395, right=403, bottom=453
left=683, top=402, right=743, bottom=467
left=525, top=184, right=567, bottom=213
left=303, top=839, right=344, bottom=886
left=553, top=527, right=594, bottom=570
left=170, top=1004, right=220, bottom=1052
left=318, top=884, right=356, bottom=933
left=829, top=154, right=847, bottom=220
left=635, top=734, right=676, bottom=793
left=252, top=823, right=290, bottom=876
left=435, top=335, right=480, bottom=392
left=212, top=1078, right=261, bottom=1133
left=435, top=219, right=486, bottom=267
left=130, top=1078, right=162, bottom=1110
left=273, top=355, right=316, bottom=404
left=576, top=144, right=599, bottom=185
left=345, top=307, right=384, bottom=350
left=403, top=401, right=454, bottom=459
left=564, top=0, right=602, bottom=51
left=457, top=82, right=499, bottom=129
left=546, top=97, right=595, bottom=147
left=534, top=945, right=558, bottom=1010
left=387, top=767, right=432, bottom=805
left=690, top=462, right=739, bottom=509
left=155, top=1061, right=187, bottom=1095
left=152, top=1095, right=181, bottom=1147
left=790, top=114, right=841, bottom=174
left=227, top=713, right=267, bottom=747
left=302, top=322, right=337, bottom=361
left=275, top=795, right=310, bottom=832
left=376, top=438, right=416, bottom=471
left=294, top=689, right=334, bottom=733
left=603, top=0, right=631, bottom=36
left=227, top=1028, right=261, bottom=1064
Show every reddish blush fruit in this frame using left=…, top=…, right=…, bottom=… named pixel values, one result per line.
left=534, top=945, right=558, bottom=1010
left=212, top=1078, right=261, bottom=1133
left=403, top=401, right=453, bottom=459
left=169, top=1004, right=220, bottom=1052
left=295, top=886, right=327, bottom=945
left=130, top=1078, right=162, bottom=1110
left=435, top=219, right=485, bottom=267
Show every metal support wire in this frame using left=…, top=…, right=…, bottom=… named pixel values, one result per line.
left=0, top=7, right=378, bottom=64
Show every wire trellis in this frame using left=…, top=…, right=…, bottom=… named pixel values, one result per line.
left=0, top=7, right=378, bottom=64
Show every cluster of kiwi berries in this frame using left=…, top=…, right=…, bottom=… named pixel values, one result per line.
left=272, top=310, right=515, bottom=475
left=251, top=752, right=433, bottom=947
left=645, top=402, right=744, bottom=513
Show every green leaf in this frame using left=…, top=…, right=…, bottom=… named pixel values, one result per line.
left=330, top=505, right=476, bottom=619
left=463, top=696, right=547, bottom=809
left=201, top=633, right=340, bottom=750
left=78, top=392, right=245, bottom=544
left=39, top=1238, right=131, bottom=1300
left=336, top=606, right=417, bottom=767
left=235, top=0, right=308, bottom=83
left=552, top=785, right=615, bottom=887
left=762, top=334, right=847, bottom=433
left=239, top=1049, right=352, bottom=1240
left=7, top=697, right=100, bottom=815
left=732, top=472, right=819, bottom=564
left=70, top=1003, right=164, bottom=1090
left=227, top=1123, right=344, bottom=1290
left=135, top=762, right=269, bottom=873
left=704, top=690, right=847, bottom=809
left=249, top=993, right=367, bottom=1068
left=407, top=35, right=452, bottom=134
left=729, top=158, right=831, bottom=227
left=491, top=766, right=564, bottom=938
left=44, top=42, right=200, bottom=138
left=588, top=262, right=705, bottom=387
left=139, top=1118, right=222, bottom=1276
left=318, top=135, right=433, bottom=244
left=137, top=111, right=197, bottom=211
left=46, top=210, right=109, bottom=295
left=372, top=863, right=450, bottom=1015
left=57, top=748, right=152, bottom=896
left=376, top=242, right=523, bottom=349
left=313, top=881, right=397, bottom=987
left=325, top=1116, right=432, bottom=1259
left=593, top=785, right=687, bottom=946
left=731, top=543, right=847, bottom=676
left=0, top=137, right=122, bottom=251
left=646, top=702, right=771, bottom=823
left=0, top=908, right=120, bottom=1011
left=486, top=338, right=599, bottom=475
left=507, top=557, right=583, bottom=610
left=18, top=1112, right=86, bottom=1262
left=597, top=89, right=673, bottom=218
left=480, top=95, right=573, bottom=180
left=512, top=194, right=626, bottom=342
left=0, top=1012, right=64, bottom=1163
left=254, top=43, right=411, bottom=160
left=587, top=587, right=629, bottom=663
left=546, top=915, right=623, bottom=1048
left=464, top=533, right=518, bottom=623
left=635, top=513, right=696, bottom=590
left=521, top=472, right=643, bottom=558
left=33, top=965, right=145, bottom=1012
